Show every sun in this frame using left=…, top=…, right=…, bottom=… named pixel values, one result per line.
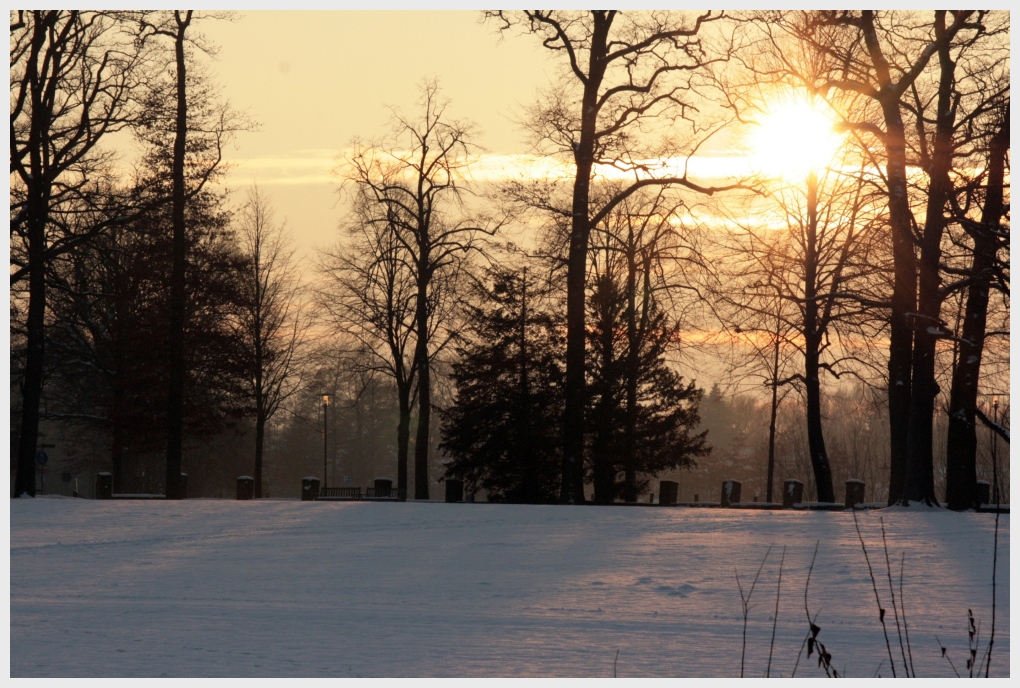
left=748, top=95, right=844, bottom=179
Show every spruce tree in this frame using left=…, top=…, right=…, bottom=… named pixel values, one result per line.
left=440, top=267, right=563, bottom=503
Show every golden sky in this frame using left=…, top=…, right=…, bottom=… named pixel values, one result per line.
left=201, top=11, right=554, bottom=257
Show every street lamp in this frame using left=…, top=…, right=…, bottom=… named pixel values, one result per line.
left=322, top=394, right=331, bottom=489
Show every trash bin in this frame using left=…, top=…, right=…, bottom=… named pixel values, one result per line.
left=844, top=479, right=865, bottom=509
left=237, top=476, right=254, bottom=500
left=783, top=479, right=804, bottom=508
left=302, top=476, right=321, bottom=501
left=659, top=480, right=679, bottom=506
left=96, top=472, right=113, bottom=500
left=721, top=479, right=741, bottom=507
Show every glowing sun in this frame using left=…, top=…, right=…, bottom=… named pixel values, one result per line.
left=749, top=96, right=844, bottom=178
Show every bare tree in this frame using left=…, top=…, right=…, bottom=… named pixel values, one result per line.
left=900, top=12, right=1008, bottom=507
left=712, top=152, right=888, bottom=503
left=318, top=206, right=419, bottom=497
left=336, top=81, right=487, bottom=500
left=944, top=105, right=1009, bottom=509
left=10, top=10, right=154, bottom=496
left=489, top=10, right=743, bottom=503
left=774, top=10, right=979, bottom=504
left=234, top=185, right=306, bottom=498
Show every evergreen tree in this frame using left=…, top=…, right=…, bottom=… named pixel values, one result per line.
left=586, top=274, right=709, bottom=502
left=440, top=267, right=563, bottom=503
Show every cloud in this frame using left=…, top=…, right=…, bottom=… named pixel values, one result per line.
left=222, top=149, right=750, bottom=188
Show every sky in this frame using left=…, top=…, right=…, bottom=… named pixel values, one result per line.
left=197, top=11, right=555, bottom=260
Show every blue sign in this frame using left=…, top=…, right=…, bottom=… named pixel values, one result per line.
left=35, top=450, right=48, bottom=466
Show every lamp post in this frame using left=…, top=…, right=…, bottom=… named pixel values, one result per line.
left=991, top=396, right=999, bottom=506
left=322, top=394, right=330, bottom=489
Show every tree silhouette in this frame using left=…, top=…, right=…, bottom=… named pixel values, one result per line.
left=337, top=81, right=488, bottom=500
left=944, top=106, right=1009, bottom=509
left=441, top=266, right=563, bottom=503
left=318, top=205, right=420, bottom=497
left=585, top=272, right=708, bottom=503
left=489, top=10, right=742, bottom=503
left=234, top=186, right=306, bottom=498
left=10, top=10, right=151, bottom=496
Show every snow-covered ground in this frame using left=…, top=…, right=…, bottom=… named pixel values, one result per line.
left=9, top=498, right=1009, bottom=677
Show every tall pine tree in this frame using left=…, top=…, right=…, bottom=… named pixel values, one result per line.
left=441, top=267, right=563, bottom=503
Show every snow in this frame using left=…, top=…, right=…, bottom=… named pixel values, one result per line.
left=9, top=499, right=1009, bottom=677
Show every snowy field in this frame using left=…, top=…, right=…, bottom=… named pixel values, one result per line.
left=9, top=497, right=1009, bottom=677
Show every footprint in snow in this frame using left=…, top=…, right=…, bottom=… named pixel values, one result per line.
left=633, top=576, right=654, bottom=585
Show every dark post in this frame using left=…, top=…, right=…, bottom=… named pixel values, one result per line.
left=721, top=480, right=741, bottom=507
left=445, top=479, right=464, bottom=503
left=844, top=479, right=866, bottom=509
left=322, top=394, right=330, bottom=490
left=782, top=479, right=804, bottom=509
left=659, top=480, right=679, bottom=506
left=302, top=476, right=321, bottom=501
left=179, top=473, right=188, bottom=499
left=237, top=476, right=255, bottom=500
left=96, top=472, right=113, bottom=499
left=975, top=480, right=990, bottom=508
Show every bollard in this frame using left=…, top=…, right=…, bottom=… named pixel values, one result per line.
left=783, top=479, right=804, bottom=508
left=179, top=473, right=188, bottom=499
left=975, top=480, right=990, bottom=507
left=721, top=480, right=741, bottom=507
left=374, top=477, right=393, bottom=498
left=96, top=472, right=113, bottom=499
left=302, top=476, right=321, bottom=501
left=445, top=478, right=464, bottom=503
left=659, top=480, right=679, bottom=506
left=844, top=479, right=865, bottom=509
left=236, top=476, right=254, bottom=500
left=694, top=493, right=699, bottom=503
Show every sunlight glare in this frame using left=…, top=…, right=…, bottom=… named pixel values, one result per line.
left=749, top=96, right=843, bottom=179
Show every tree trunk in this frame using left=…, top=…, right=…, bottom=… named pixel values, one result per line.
left=14, top=188, right=48, bottom=498
left=860, top=12, right=917, bottom=505
left=803, top=172, right=835, bottom=503
left=110, top=346, right=126, bottom=493
left=903, top=13, right=954, bottom=506
left=397, top=389, right=411, bottom=498
left=254, top=409, right=266, bottom=499
left=804, top=343, right=835, bottom=503
left=564, top=234, right=589, bottom=504
left=13, top=15, right=52, bottom=498
left=562, top=14, right=610, bottom=505
left=593, top=294, right=616, bottom=505
left=413, top=269, right=431, bottom=500
left=945, top=114, right=1007, bottom=510
left=880, top=100, right=917, bottom=505
left=766, top=333, right=780, bottom=503
left=164, top=12, right=191, bottom=500
left=623, top=244, right=639, bottom=503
